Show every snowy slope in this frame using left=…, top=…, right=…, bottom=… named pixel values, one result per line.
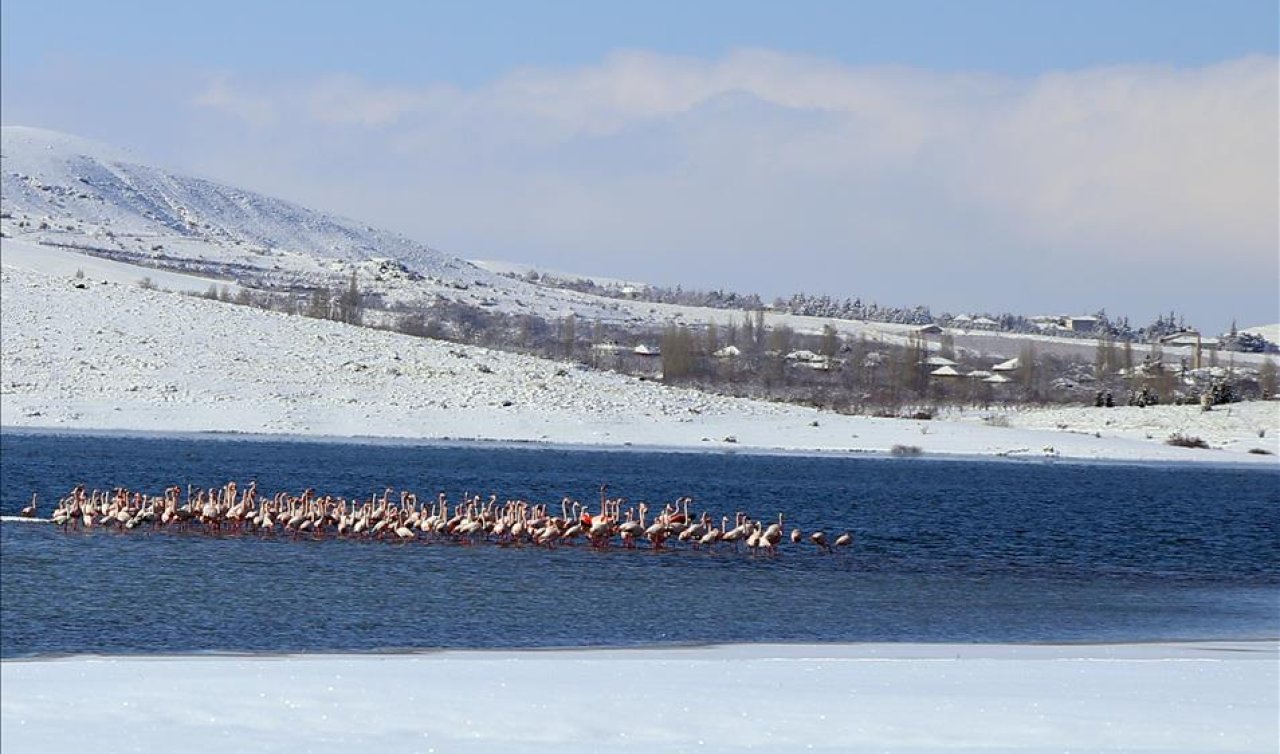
left=0, top=125, right=492, bottom=296
left=0, top=127, right=760, bottom=328
left=1242, top=323, right=1280, bottom=344
left=11, top=126, right=1264, bottom=366
left=2, top=262, right=1276, bottom=461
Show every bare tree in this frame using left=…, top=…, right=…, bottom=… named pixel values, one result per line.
left=661, top=324, right=695, bottom=380
left=305, top=287, right=332, bottom=320
left=1260, top=358, right=1277, bottom=398
left=820, top=324, right=839, bottom=359
left=560, top=315, right=577, bottom=360
left=335, top=271, right=363, bottom=325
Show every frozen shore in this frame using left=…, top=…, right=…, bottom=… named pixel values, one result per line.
left=3, top=642, right=1276, bottom=753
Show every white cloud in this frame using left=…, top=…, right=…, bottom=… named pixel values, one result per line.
left=18, top=50, right=1274, bottom=325
left=959, top=57, right=1278, bottom=264
left=190, top=75, right=278, bottom=128
left=305, top=75, right=428, bottom=127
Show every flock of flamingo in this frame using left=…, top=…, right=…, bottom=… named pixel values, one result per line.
left=17, top=482, right=855, bottom=555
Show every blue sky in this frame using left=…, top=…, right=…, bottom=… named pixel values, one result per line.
left=2, top=1, right=1277, bottom=328
left=4, top=0, right=1275, bottom=82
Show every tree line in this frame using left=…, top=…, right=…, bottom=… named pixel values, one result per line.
left=181, top=273, right=1276, bottom=413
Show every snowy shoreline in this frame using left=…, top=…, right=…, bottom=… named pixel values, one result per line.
left=4, top=423, right=1279, bottom=472
left=4, top=641, right=1276, bottom=753
left=5, top=638, right=1277, bottom=663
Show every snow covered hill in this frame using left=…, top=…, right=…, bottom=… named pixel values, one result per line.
left=0, top=126, right=749, bottom=328
left=0, top=126, right=484, bottom=284
left=2, top=260, right=1276, bottom=461
left=8, top=126, right=1270, bottom=364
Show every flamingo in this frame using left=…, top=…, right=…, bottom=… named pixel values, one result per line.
left=760, top=519, right=783, bottom=555
left=36, top=481, right=863, bottom=564
left=394, top=518, right=416, bottom=540
left=810, top=531, right=833, bottom=553
left=721, top=514, right=749, bottom=550
left=698, top=524, right=721, bottom=548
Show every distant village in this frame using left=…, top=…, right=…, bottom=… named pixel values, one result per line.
left=505, top=268, right=1276, bottom=355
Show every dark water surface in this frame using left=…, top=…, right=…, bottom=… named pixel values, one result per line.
left=2, top=431, right=1277, bottom=657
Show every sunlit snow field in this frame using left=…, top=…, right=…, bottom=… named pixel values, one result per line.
left=3, top=643, right=1276, bottom=753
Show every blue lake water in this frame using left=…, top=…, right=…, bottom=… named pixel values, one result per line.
left=1, top=431, right=1277, bottom=657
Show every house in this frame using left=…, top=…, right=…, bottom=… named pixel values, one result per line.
left=992, top=357, right=1020, bottom=372
left=713, top=345, right=741, bottom=359
left=785, top=351, right=832, bottom=370
left=917, top=324, right=944, bottom=335
left=925, top=356, right=957, bottom=366
left=1160, top=331, right=1219, bottom=348
left=1066, top=315, right=1098, bottom=333
left=1158, top=330, right=1219, bottom=369
left=930, top=365, right=962, bottom=377
left=1033, top=320, right=1070, bottom=334
left=633, top=344, right=660, bottom=356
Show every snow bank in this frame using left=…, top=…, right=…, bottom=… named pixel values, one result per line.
left=2, top=261, right=1277, bottom=463
left=2, top=642, right=1275, bottom=753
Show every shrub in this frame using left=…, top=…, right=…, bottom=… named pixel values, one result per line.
left=1247, top=448, right=1273, bottom=455
left=1166, top=433, right=1209, bottom=449
left=891, top=444, right=923, bottom=456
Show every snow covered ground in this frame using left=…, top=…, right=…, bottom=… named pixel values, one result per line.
left=2, top=253, right=1277, bottom=463
left=0, top=257, right=1274, bottom=462
left=3, top=642, right=1275, bottom=753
